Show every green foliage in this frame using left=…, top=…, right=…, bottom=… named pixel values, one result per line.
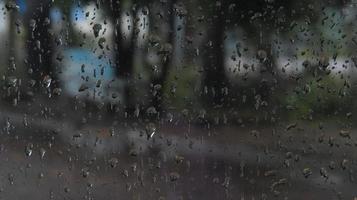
left=162, top=65, right=202, bottom=111
left=282, top=75, right=352, bottom=120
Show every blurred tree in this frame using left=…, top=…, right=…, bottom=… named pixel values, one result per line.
left=198, top=0, right=326, bottom=108
left=24, top=0, right=55, bottom=94
left=3, top=0, right=21, bottom=104
left=4, top=0, right=18, bottom=75
left=201, top=1, right=228, bottom=107
left=150, top=0, right=177, bottom=112
left=109, top=0, right=139, bottom=114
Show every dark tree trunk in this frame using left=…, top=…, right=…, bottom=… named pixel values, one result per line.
left=150, top=0, right=176, bottom=112
left=25, top=1, right=54, bottom=91
left=202, top=6, right=228, bottom=106
left=111, top=0, right=137, bottom=113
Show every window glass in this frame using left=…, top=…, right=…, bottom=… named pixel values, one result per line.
left=1, top=0, right=357, bottom=199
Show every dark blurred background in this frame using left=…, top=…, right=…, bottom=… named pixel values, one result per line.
left=0, top=0, right=357, bottom=199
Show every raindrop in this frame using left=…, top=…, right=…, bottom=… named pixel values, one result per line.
left=145, top=123, right=156, bottom=139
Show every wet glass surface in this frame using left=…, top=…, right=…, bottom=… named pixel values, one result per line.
left=0, top=0, right=357, bottom=199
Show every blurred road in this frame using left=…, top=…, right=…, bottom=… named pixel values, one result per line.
left=0, top=101, right=357, bottom=200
